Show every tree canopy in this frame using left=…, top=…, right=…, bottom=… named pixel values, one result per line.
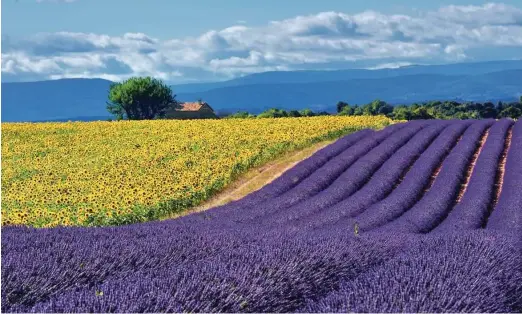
left=336, top=101, right=349, bottom=113
left=107, top=77, right=176, bottom=120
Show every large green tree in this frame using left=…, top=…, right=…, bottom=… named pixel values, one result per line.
left=107, top=77, right=176, bottom=120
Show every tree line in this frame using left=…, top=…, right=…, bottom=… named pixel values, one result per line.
left=226, top=98, right=522, bottom=120
left=335, top=98, right=522, bottom=120
left=105, top=76, right=521, bottom=121
left=224, top=108, right=331, bottom=119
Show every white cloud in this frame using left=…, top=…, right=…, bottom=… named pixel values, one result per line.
left=1, top=52, right=62, bottom=73
left=48, top=70, right=182, bottom=82
left=3, top=2, right=522, bottom=82
left=49, top=72, right=128, bottom=81
left=366, top=62, right=416, bottom=70
left=435, top=3, right=522, bottom=25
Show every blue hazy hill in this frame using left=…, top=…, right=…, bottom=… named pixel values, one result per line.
left=2, top=60, right=521, bottom=122
left=2, top=78, right=114, bottom=122
left=172, top=60, right=522, bottom=93
left=176, top=71, right=522, bottom=114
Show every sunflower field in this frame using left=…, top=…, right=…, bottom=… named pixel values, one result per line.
left=1, top=116, right=391, bottom=227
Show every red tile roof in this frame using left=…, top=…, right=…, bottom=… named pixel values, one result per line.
left=178, top=102, right=205, bottom=111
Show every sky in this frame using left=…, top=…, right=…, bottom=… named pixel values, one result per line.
left=2, top=0, right=522, bottom=83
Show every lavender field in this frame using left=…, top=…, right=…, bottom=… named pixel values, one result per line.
left=2, top=119, right=522, bottom=312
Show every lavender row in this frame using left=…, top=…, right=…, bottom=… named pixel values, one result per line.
left=198, top=121, right=417, bottom=226
left=203, top=128, right=375, bottom=217
left=250, top=121, right=430, bottom=229
left=303, top=231, right=522, bottom=313
left=285, top=120, right=449, bottom=232
left=336, top=120, right=472, bottom=233
left=487, top=119, right=522, bottom=234
left=433, top=119, right=513, bottom=233
left=376, top=119, right=494, bottom=234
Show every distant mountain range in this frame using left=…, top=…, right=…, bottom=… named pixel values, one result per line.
left=2, top=60, right=522, bottom=122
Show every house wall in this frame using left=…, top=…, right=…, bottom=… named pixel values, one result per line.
left=164, top=110, right=218, bottom=120
left=198, top=106, right=215, bottom=114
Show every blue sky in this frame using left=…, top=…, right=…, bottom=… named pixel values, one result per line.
left=2, top=0, right=522, bottom=83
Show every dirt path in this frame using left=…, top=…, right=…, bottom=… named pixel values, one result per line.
left=492, top=126, right=513, bottom=208
left=166, top=140, right=334, bottom=219
left=455, top=130, right=489, bottom=203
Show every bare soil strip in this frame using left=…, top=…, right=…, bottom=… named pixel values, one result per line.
left=455, top=130, right=490, bottom=203
left=425, top=166, right=443, bottom=192
left=491, top=127, right=513, bottom=209
left=165, top=140, right=334, bottom=220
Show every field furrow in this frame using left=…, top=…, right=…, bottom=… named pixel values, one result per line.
left=254, top=121, right=429, bottom=227
left=209, top=123, right=408, bottom=225
left=204, top=128, right=374, bottom=218
left=492, top=126, right=513, bottom=209
left=432, top=119, right=513, bottom=233
left=455, top=130, right=490, bottom=204
left=287, top=121, right=448, bottom=232
left=339, top=121, right=471, bottom=232
left=487, top=119, right=522, bottom=233
left=375, top=120, right=493, bottom=233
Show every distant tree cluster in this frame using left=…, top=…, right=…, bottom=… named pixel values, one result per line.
left=225, top=108, right=330, bottom=119
left=223, top=111, right=257, bottom=119
left=336, top=100, right=393, bottom=117
left=336, top=97, right=522, bottom=120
